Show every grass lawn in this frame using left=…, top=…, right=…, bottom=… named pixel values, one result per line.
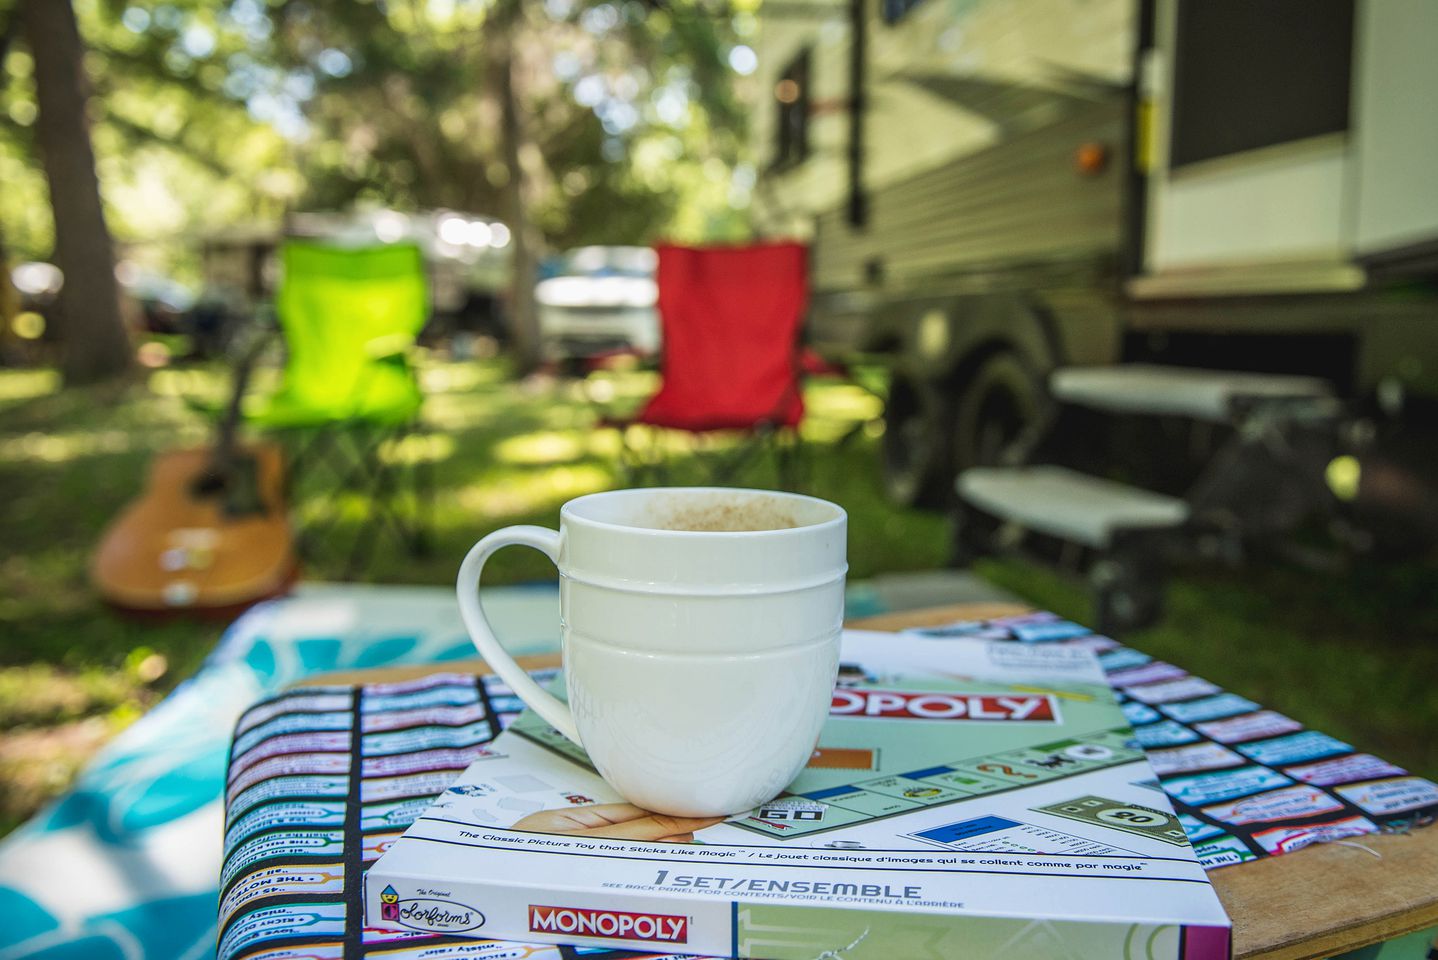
left=1, top=356, right=1434, bottom=839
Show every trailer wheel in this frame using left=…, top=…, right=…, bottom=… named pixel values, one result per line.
left=881, top=374, right=955, bottom=508
left=952, top=352, right=1041, bottom=475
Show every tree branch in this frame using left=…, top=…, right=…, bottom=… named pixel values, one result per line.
left=102, top=112, right=232, bottom=177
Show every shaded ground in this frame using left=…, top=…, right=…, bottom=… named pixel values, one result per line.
left=1, top=357, right=1435, bottom=838
left=981, top=556, right=1438, bottom=789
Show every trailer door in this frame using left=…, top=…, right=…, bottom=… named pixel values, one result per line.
left=1352, top=0, right=1438, bottom=268
left=1135, top=0, right=1360, bottom=294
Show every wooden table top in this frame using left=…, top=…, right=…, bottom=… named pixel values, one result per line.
left=301, top=602, right=1438, bottom=960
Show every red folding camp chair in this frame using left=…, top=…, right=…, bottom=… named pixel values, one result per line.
left=609, top=241, right=809, bottom=488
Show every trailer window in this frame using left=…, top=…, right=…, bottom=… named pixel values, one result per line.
left=773, top=49, right=811, bottom=170
left=1168, top=0, right=1353, bottom=169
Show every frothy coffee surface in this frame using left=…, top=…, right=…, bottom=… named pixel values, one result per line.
left=648, top=496, right=800, bottom=532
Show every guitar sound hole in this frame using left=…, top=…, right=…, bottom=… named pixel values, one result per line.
left=192, top=471, right=228, bottom=497
left=194, top=457, right=266, bottom=517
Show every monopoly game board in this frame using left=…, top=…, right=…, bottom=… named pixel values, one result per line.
left=367, top=631, right=1230, bottom=959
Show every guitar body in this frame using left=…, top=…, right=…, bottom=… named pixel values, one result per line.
left=92, top=442, right=296, bottom=616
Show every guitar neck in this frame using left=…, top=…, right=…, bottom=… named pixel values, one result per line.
left=210, top=332, right=268, bottom=478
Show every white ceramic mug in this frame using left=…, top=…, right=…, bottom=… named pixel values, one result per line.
left=457, top=487, right=846, bottom=817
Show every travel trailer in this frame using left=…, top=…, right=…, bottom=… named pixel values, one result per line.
left=753, top=0, right=1438, bottom=629
left=754, top=0, right=1438, bottom=500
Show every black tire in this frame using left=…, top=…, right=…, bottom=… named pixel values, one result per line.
left=952, top=352, right=1042, bottom=474
left=884, top=352, right=1043, bottom=509
left=881, top=374, right=956, bottom=508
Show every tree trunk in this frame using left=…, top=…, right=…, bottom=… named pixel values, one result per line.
left=21, top=0, right=130, bottom=385
left=0, top=225, right=20, bottom=367
left=492, top=8, right=541, bottom=374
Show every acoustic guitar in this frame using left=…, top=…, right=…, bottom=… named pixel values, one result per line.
left=92, top=335, right=297, bottom=616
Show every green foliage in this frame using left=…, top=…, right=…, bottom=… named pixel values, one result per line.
left=0, top=0, right=756, bottom=274
left=270, top=0, right=751, bottom=247
left=0, top=0, right=295, bottom=271
left=0, top=22, right=52, bottom=260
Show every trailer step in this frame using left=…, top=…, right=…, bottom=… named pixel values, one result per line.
left=957, top=465, right=1189, bottom=549
left=1049, top=364, right=1332, bottom=421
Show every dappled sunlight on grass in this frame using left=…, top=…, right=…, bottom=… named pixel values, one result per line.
left=148, top=366, right=230, bottom=403
left=294, top=490, right=399, bottom=528
left=379, top=432, right=456, bottom=466
left=422, top=361, right=507, bottom=394
left=493, top=426, right=659, bottom=466
left=801, top=381, right=884, bottom=444
left=582, top=369, right=659, bottom=405
left=614, top=423, right=746, bottom=455
left=800, top=420, right=855, bottom=445
left=807, top=382, right=885, bottom=421
left=421, top=396, right=510, bottom=432
left=536, top=396, right=600, bottom=429
left=0, top=664, right=139, bottom=728
left=586, top=428, right=624, bottom=458
left=455, top=463, right=613, bottom=519
left=0, top=369, right=59, bottom=405
left=0, top=428, right=140, bottom=464
left=494, top=431, right=586, bottom=466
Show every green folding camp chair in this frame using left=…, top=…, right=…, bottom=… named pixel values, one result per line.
left=249, top=240, right=432, bottom=575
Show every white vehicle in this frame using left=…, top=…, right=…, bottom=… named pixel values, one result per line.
left=536, top=246, right=659, bottom=361
left=200, top=209, right=513, bottom=340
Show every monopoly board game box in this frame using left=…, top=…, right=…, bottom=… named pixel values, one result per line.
left=366, top=631, right=1232, bottom=958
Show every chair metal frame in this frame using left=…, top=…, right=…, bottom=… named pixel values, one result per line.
left=252, top=240, right=434, bottom=578
left=605, top=242, right=811, bottom=491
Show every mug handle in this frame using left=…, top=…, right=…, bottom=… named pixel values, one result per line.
left=456, top=525, right=581, bottom=745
